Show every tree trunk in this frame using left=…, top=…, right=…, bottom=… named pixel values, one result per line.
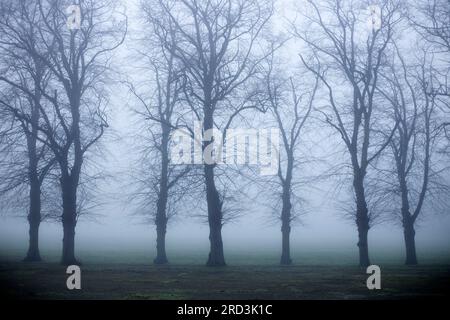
left=280, top=223, right=291, bottom=265
left=154, top=188, right=168, bottom=265
left=280, top=185, right=292, bottom=265
left=154, top=124, right=170, bottom=265
left=154, top=223, right=168, bottom=264
left=24, top=179, right=42, bottom=262
left=354, top=175, right=371, bottom=267
left=24, top=87, right=42, bottom=262
left=60, top=176, right=79, bottom=265
left=205, top=164, right=226, bottom=267
left=357, top=222, right=370, bottom=267
left=202, top=107, right=225, bottom=267
left=403, top=220, right=418, bottom=265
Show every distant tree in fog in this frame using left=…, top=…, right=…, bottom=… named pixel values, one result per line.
left=0, top=0, right=56, bottom=261
left=147, top=0, right=275, bottom=266
left=412, top=0, right=450, bottom=53
left=411, top=0, right=450, bottom=139
left=377, top=48, right=450, bottom=265
left=127, top=6, right=195, bottom=264
left=293, top=0, right=402, bottom=267
left=263, top=55, right=319, bottom=265
left=0, top=0, right=127, bottom=265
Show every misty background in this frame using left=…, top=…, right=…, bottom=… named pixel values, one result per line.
left=0, top=0, right=449, bottom=266
left=1, top=93, right=449, bottom=264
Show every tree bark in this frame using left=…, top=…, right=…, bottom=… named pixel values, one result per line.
left=280, top=224, right=292, bottom=265
left=24, top=178, right=42, bottom=262
left=403, top=219, right=418, bottom=265
left=24, top=78, right=42, bottom=262
left=205, top=164, right=226, bottom=267
left=357, top=222, right=370, bottom=267
left=400, top=182, right=418, bottom=265
left=154, top=222, right=168, bottom=264
left=154, top=124, right=170, bottom=265
left=202, top=107, right=226, bottom=267
left=354, top=174, right=371, bottom=267
left=280, top=185, right=292, bottom=265
left=60, top=176, right=79, bottom=265
left=154, top=182, right=169, bottom=264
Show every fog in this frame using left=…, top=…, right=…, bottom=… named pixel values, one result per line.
left=1, top=0, right=449, bottom=267
left=2, top=196, right=450, bottom=264
left=2, top=86, right=448, bottom=264
left=2, top=124, right=450, bottom=264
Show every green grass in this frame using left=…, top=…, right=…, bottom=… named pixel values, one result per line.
left=1, top=247, right=449, bottom=299
left=1, top=261, right=449, bottom=300
left=2, top=245, right=450, bottom=266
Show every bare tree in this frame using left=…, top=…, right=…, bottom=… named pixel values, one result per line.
left=0, top=0, right=127, bottom=265
left=0, top=0, right=55, bottom=261
left=263, top=58, right=318, bottom=265
left=412, top=0, right=450, bottom=53
left=147, top=0, right=274, bottom=266
left=294, top=0, right=402, bottom=266
left=378, top=48, right=449, bottom=264
left=411, top=0, right=450, bottom=137
left=127, top=8, right=194, bottom=264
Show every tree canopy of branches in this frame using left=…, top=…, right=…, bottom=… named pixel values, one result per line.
left=263, top=56, right=319, bottom=265
left=127, top=4, right=196, bottom=264
left=147, top=0, right=274, bottom=266
left=0, top=0, right=56, bottom=261
left=0, top=0, right=126, bottom=265
left=295, top=0, right=403, bottom=266
left=377, top=46, right=450, bottom=264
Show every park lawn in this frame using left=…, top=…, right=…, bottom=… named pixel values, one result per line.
left=0, top=262, right=449, bottom=299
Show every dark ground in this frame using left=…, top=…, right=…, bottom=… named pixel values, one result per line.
left=1, top=262, right=449, bottom=299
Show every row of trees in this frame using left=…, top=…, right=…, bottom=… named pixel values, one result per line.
left=0, top=0, right=126, bottom=264
left=0, top=0, right=449, bottom=267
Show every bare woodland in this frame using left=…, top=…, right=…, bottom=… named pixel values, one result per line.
left=0, top=0, right=449, bottom=267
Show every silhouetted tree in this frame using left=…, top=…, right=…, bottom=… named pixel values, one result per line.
left=0, top=0, right=55, bottom=261
left=148, top=0, right=274, bottom=266
left=411, top=0, right=450, bottom=136
left=412, top=0, right=450, bottom=53
left=378, top=48, right=449, bottom=264
left=0, top=0, right=127, bottom=265
left=128, top=7, right=193, bottom=264
left=264, top=58, right=318, bottom=265
left=294, top=0, right=402, bottom=266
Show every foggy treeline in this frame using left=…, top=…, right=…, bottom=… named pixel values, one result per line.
left=0, top=0, right=449, bottom=268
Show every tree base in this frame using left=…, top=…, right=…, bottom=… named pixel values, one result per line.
left=280, top=258, right=292, bottom=265
left=405, top=258, right=418, bottom=266
left=153, top=257, right=169, bottom=265
left=61, top=258, right=81, bottom=266
left=206, top=254, right=226, bottom=267
left=206, top=261, right=226, bottom=267
left=23, top=254, right=42, bottom=262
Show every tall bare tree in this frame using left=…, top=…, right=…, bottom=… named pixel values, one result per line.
left=411, top=0, right=450, bottom=136
left=0, top=0, right=127, bottom=264
left=378, top=48, right=449, bottom=264
left=412, top=0, right=450, bottom=53
left=0, top=0, right=55, bottom=261
left=128, top=7, right=194, bottom=264
left=147, top=0, right=274, bottom=266
left=294, top=0, right=401, bottom=266
left=264, top=58, right=318, bottom=265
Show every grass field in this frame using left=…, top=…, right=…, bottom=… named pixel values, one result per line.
left=1, top=261, right=449, bottom=299
left=1, top=247, right=450, bottom=300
